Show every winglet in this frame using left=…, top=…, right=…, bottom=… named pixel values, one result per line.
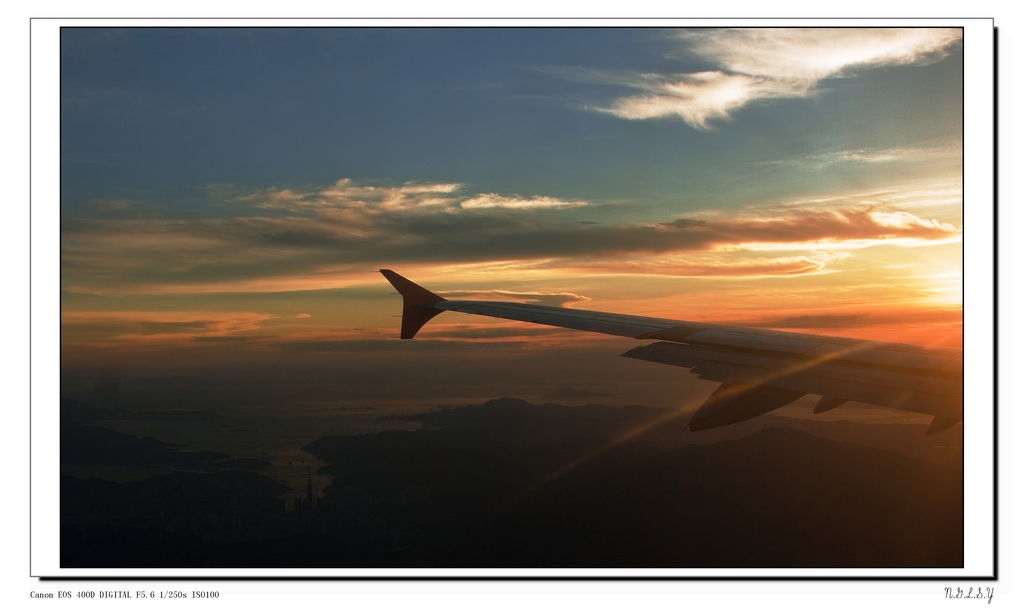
left=380, top=269, right=447, bottom=339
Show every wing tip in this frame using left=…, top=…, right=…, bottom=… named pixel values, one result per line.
left=380, top=269, right=446, bottom=306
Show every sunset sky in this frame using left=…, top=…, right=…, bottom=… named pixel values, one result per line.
left=60, top=27, right=964, bottom=412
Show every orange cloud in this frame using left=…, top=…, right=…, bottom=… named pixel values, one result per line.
left=439, top=289, right=591, bottom=307
left=551, top=253, right=845, bottom=278
left=61, top=310, right=278, bottom=346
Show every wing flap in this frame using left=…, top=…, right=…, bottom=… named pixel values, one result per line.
left=623, top=342, right=962, bottom=395
left=813, top=396, right=848, bottom=413
left=624, top=341, right=962, bottom=420
left=688, top=381, right=805, bottom=431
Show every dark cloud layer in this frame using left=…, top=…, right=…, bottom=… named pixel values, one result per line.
left=61, top=179, right=961, bottom=294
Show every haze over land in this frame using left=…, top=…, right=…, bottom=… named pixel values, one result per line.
left=61, top=397, right=963, bottom=568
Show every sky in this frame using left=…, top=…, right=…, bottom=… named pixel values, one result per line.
left=59, top=27, right=965, bottom=413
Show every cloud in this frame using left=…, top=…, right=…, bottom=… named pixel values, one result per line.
left=682, top=28, right=962, bottom=82
left=777, top=181, right=963, bottom=228
left=559, top=252, right=847, bottom=278
left=705, top=206, right=961, bottom=252
left=267, top=326, right=574, bottom=352
left=766, top=144, right=961, bottom=170
left=576, top=28, right=962, bottom=128
left=60, top=177, right=961, bottom=295
left=439, top=289, right=591, bottom=307
left=868, top=210, right=956, bottom=231
left=237, top=179, right=465, bottom=227
left=61, top=310, right=277, bottom=345
left=605, top=71, right=771, bottom=128
left=244, top=180, right=582, bottom=215
left=735, top=306, right=962, bottom=332
left=460, top=194, right=587, bottom=210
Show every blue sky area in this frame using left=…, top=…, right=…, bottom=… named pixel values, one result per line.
left=61, top=28, right=963, bottom=221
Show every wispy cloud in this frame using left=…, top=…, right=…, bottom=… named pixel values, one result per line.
left=239, top=179, right=582, bottom=215
left=604, top=71, right=772, bottom=128
left=413, top=322, right=583, bottom=342
left=765, top=144, right=960, bottom=170
left=460, top=194, right=587, bottom=210
left=681, top=28, right=962, bottom=82
left=61, top=310, right=277, bottom=345
left=776, top=180, right=963, bottom=224
left=439, top=289, right=590, bottom=307
left=239, top=179, right=465, bottom=220
left=556, top=252, right=848, bottom=278
left=565, top=28, right=962, bottom=129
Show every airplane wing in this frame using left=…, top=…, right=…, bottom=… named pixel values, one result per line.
left=380, top=269, right=963, bottom=434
